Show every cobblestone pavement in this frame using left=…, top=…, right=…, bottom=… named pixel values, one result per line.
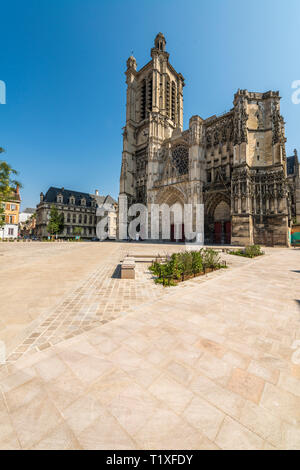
left=0, top=242, right=121, bottom=352
left=3, top=242, right=230, bottom=362
left=5, top=243, right=239, bottom=362
left=5, top=248, right=166, bottom=361
left=0, top=246, right=299, bottom=449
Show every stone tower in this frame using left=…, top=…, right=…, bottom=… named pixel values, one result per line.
left=230, top=90, right=289, bottom=245
left=119, top=33, right=185, bottom=206
left=119, top=34, right=293, bottom=245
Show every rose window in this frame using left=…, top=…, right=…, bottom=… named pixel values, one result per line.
left=172, top=145, right=189, bottom=175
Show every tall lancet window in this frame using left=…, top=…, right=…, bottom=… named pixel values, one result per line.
left=171, top=81, right=176, bottom=122
left=165, top=77, right=170, bottom=117
left=140, top=79, right=146, bottom=120
left=148, top=75, right=153, bottom=114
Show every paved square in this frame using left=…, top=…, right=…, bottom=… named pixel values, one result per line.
left=0, top=242, right=299, bottom=449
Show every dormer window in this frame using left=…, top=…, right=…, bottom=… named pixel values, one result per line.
left=81, top=198, right=86, bottom=206
left=57, top=193, right=63, bottom=203
left=69, top=196, right=75, bottom=205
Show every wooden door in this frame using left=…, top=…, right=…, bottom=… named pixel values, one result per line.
left=225, top=221, right=231, bottom=244
left=214, top=222, right=222, bottom=244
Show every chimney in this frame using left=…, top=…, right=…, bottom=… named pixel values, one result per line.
left=16, top=184, right=20, bottom=195
left=95, top=189, right=99, bottom=196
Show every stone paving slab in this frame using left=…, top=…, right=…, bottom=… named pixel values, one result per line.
left=0, top=246, right=299, bottom=449
left=2, top=242, right=240, bottom=362
left=0, top=242, right=121, bottom=352
left=0, top=242, right=183, bottom=358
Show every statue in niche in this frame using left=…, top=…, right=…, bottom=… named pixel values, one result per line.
left=256, top=103, right=264, bottom=129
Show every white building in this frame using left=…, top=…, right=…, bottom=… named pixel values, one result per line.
left=19, top=208, right=35, bottom=224
left=0, top=223, right=18, bottom=239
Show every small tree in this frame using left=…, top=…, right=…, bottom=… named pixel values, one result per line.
left=0, top=151, right=22, bottom=229
left=73, top=226, right=83, bottom=238
left=47, top=205, right=64, bottom=239
left=0, top=204, right=4, bottom=229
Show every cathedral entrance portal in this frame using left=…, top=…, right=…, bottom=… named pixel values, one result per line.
left=171, top=224, right=185, bottom=242
left=154, top=187, right=186, bottom=242
left=213, top=201, right=231, bottom=244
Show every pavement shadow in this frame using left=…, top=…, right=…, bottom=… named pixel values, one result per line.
left=111, top=264, right=121, bottom=279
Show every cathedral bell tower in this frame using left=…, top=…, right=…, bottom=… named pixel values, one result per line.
left=119, top=33, right=185, bottom=208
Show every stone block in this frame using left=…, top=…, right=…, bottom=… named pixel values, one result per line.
left=121, top=257, right=135, bottom=279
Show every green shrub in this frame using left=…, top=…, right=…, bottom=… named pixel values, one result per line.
left=202, top=248, right=221, bottom=268
left=191, top=250, right=203, bottom=276
left=244, top=245, right=263, bottom=257
left=149, top=248, right=224, bottom=286
left=229, top=244, right=264, bottom=258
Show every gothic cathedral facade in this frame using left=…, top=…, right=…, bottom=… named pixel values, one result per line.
left=119, top=33, right=298, bottom=245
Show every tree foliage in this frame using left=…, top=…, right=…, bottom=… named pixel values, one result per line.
left=0, top=202, right=4, bottom=228
left=0, top=152, right=22, bottom=229
left=73, top=226, right=83, bottom=236
left=47, top=205, right=64, bottom=236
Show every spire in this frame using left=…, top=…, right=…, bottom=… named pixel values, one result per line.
left=154, top=32, right=166, bottom=52
left=126, top=55, right=137, bottom=71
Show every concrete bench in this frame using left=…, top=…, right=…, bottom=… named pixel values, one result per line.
left=121, top=257, right=136, bottom=279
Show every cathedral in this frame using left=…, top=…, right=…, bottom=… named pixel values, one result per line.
left=119, top=33, right=300, bottom=245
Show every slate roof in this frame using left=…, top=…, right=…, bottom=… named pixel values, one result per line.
left=93, top=194, right=117, bottom=206
left=42, top=187, right=116, bottom=207
left=23, top=207, right=35, bottom=214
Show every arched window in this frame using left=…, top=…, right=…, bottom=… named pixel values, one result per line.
left=57, top=194, right=63, bottom=203
left=78, top=214, right=82, bottom=224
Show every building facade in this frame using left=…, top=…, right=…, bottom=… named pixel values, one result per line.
left=0, top=186, right=21, bottom=239
left=119, top=33, right=299, bottom=245
left=287, top=149, right=300, bottom=223
left=36, top=187, right=117, bottom=240
left=19, top=208, right=36, bottom=238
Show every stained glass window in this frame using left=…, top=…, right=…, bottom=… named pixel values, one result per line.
left=172, top=145, right=189, bottom=175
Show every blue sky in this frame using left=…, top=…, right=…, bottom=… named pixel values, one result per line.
left=0, top=0, right=299, bottom=209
